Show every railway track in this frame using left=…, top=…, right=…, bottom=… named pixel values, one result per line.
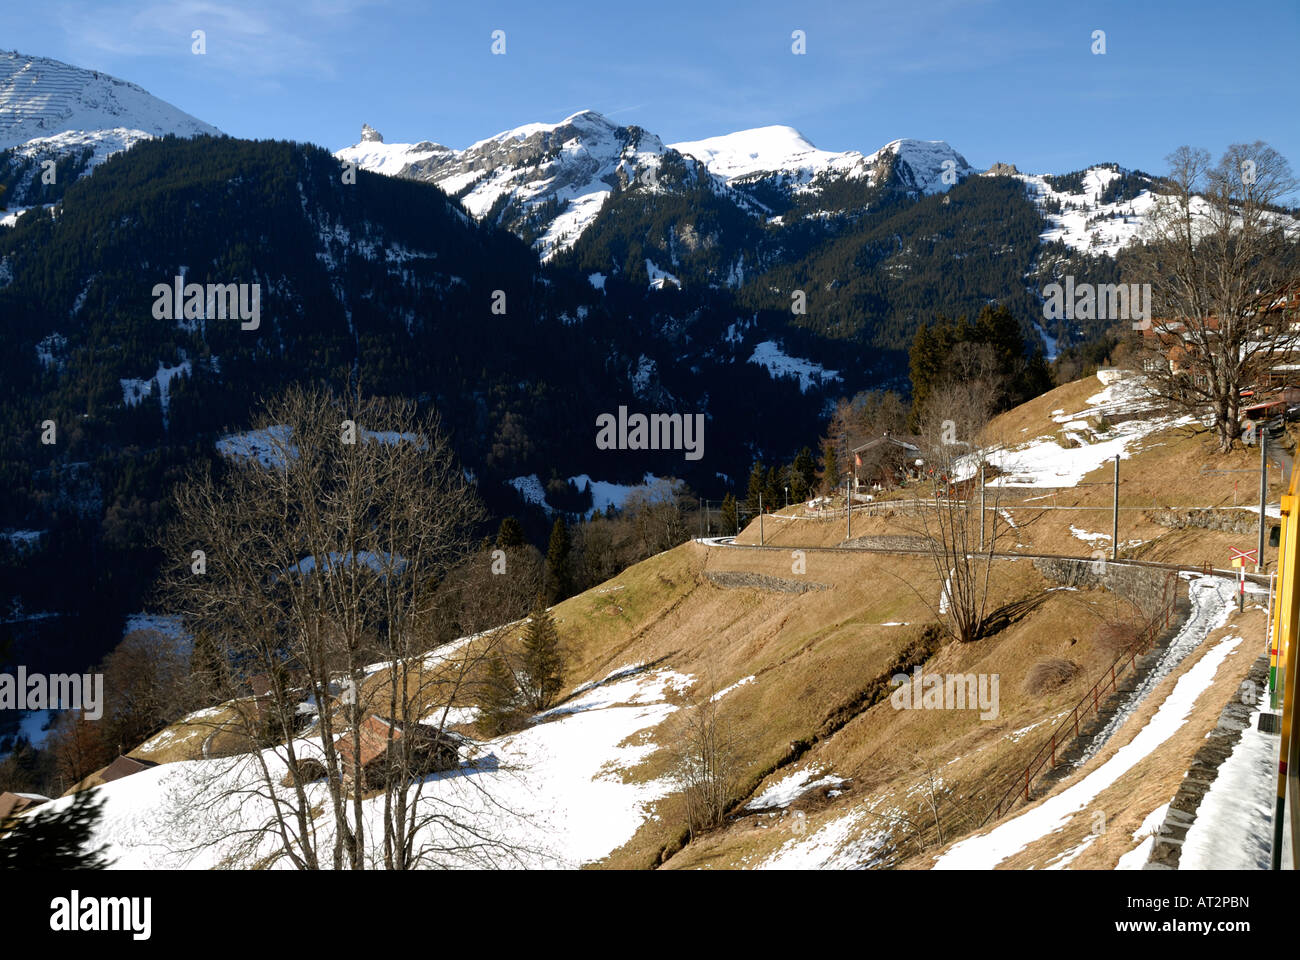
left=695, top=535, right=1273, bottom=586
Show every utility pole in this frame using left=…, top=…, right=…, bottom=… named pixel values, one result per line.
left=1259, top=430, right=1268, bottom=573
left=1112, top=455, right=1119, bottom=561
left=846, top=479, right=852, bottom=541
left=759, top=493, right=764, bottom=546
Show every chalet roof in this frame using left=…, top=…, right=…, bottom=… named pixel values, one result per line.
left=336, top=715, right=416, bottom=770
left=336, top=715, right=460, bottom=775
left=852, top=432, right=924, bottom=454
left=0, top=791, right=50, bottom=822
left=1144, top=275, right=1300, bottom=334
left=1254, top=279, right=1300, bottom=314
left=99, top=755, right=159, bottom=784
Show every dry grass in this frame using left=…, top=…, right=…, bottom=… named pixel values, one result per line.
left=951, top=606, right=1267, bottom=870
left=663, top=573, right=1134, bottom=869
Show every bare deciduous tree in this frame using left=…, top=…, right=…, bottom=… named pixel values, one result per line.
left=163, top=385, right=531, bottom=869
left=1131, top=142, right=1299, bottom=452
left=670, top=678, right=746, bottom=839
left=624, top=478, right=692, bottom=555
left=896, top=382, right=1010, bottom=644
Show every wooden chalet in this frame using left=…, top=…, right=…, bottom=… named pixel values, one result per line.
left=335, top=714, right=460, bottom=790
left=852, top=432, right=927, bottom=491
left=0, top=791, right=50, bottom=824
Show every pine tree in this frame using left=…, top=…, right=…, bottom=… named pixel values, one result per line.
left=909, top=304, right=1050, bottom=429
left=0, top=790, right=112, bottom=869
left=908, top=321, right=946, bottom=431
left=544, top=517, right=572, bottom=603
left=820, top=442, right=840, bottom=492
left=791, top=446, right=816, bottom=502
left=476, top=655, right=523, bottom=736
left=496, top=516, right=526, bottom=549
left=719, top=492, right=738, bottom=535
left=745, top=460, right=766, bottom=516
left=520, top=601, right=564, bottom=711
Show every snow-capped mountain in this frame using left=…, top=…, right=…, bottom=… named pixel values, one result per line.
left=0, top=51, right=220, bottom=214
left=668, top=124, right=865, bottom=187
left=340, top=111, right=719, bottom=261
left=335, top=113, right=975, bottom=259
left=334, top=123, right=451, bottom=178
left=0, top=51, right=218, bottom=150
left=870, top=138, right=977, bottom=195
left=670, top=127, right=975, bottom=197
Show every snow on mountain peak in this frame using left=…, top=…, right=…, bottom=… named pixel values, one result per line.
left=670, top=124, right=862, bottom=184
left=340, top=109, right=683, bottom=261
left=673, top=128, right=974, bottom=197
left=0, top=50, right=220, bottom=152
left=335, top=131, right=451, bottom=178
left=467, top=109, right=623, bottom=152
left=867, top=138, right=975, bottom=194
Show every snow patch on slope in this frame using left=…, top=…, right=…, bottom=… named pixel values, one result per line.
left=1015, top=165, right=1155, bottom=256
left=747, top=341, right=841, bottom=393
left=31, top=665, right=694, bottom=869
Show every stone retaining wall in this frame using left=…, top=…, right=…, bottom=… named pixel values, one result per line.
left=842, top=534, right=930, bottom=551
left=1032, top=557, right=1176, bottom=619
left=703, top=570, right=830, bottom=594
left=1145, top=508, right=1278, bottom=538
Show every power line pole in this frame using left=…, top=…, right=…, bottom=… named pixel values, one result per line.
left=1259, top=430, right=1268, bottom=573
left=846, top=478, right=852, bottom=541
left=759, top=493, right=764, bottom=546
left=979, top=462, right=986, bottom=549
left=1111, top=455, right=1119, bottom=561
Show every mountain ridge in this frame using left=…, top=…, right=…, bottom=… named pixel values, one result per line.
left=334, top=110, right=1176, bottom=273
left=0, top=50, right=221, bottom=212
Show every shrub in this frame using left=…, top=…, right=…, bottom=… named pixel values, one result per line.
left=1023, top=657, right=1080, bottom=695
left=1096, top=621, right=1141, bottom=658
left=672, top=689, right=745, bottom=839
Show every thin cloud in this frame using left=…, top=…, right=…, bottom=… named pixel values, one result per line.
left=51, top=0, right=374, bottom=79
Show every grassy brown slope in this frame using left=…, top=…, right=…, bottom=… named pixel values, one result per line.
left=914, top=604, right=1266, bottom=870
left=593, top=544, right=948, bottom=868
left=662, top=567, right=1135, bottom=869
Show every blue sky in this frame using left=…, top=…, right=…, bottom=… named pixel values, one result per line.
left=11, top=0, right=1300, bottom=182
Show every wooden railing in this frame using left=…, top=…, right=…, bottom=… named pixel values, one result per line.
left=981, top=572, right=1180, bottom=826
